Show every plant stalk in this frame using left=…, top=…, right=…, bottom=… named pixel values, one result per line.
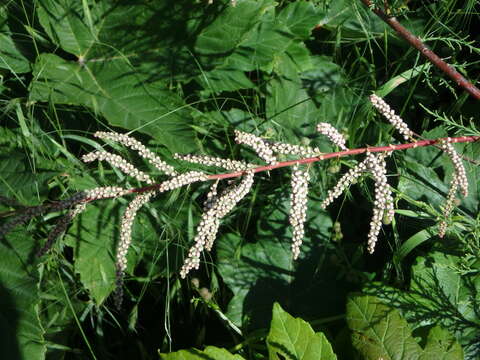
left=360, top=0, right=480, bottom=100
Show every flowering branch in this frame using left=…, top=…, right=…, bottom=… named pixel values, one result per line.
left=360, top=0, right=480, bottom=101
left=1, top=95, right=478, bottom=309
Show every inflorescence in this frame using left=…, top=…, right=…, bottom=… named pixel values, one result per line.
left=0, top=95, right=473, bottom=309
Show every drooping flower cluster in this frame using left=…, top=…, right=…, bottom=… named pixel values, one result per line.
left=37, top=203, right=87, bottom=256
left=180, top=171, right=255, bottom=278
left=174, top=154, right=249, bottom=171
left=440, top=141, right=468, bottom=197
left=82, top=151, right=154, bottom=184
left=370, top=94, right=415, bottom=140
left=289, top=165, right=310, bottom=259
left=317, top=122, right=348, bottom=150
left=437, top=140, right=469, bottom=237
left=234, top=130, right=277, bottom=164
left=85, top=186, right=130, bottom=200
left=114, top=191, right=155, bottom=309
left=0, top=191, right=88, bottom=240
left=1, top=97, right=474, bottom=310
left=365, top=153, right=394, bottom=253
left=270, top=142, right=322, bottom=157
left=370, top=96, right=470, bottom=238
left=321, top=152, right=394, bottom=253
left=94, top=131, right=177, bottom=176
left=438, top=178, right=458, bottom=238
left=157, top=171, right=209, bottom=192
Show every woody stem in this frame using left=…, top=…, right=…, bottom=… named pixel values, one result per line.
left=131, top=135, right=479, bottom=191
left=359, top=0, right=480, bottom=100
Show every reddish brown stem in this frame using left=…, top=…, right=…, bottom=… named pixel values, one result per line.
left=360, top=0, right=480, bottom=101
left=128, top=135, right=479, bottom=193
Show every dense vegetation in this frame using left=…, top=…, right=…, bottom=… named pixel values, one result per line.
left=0, top=0, right=479, bottom=359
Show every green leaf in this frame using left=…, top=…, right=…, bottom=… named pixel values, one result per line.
left=375, top=64, right=432, bottom=98
left=411, top=253, right=480, bottom=335
left=159, top=345, right=245, bottom=360
left=29, top=53, right=196, bottom=153
left=64, top=201, right=119, bottom=305
left=420, top=326, right=464, bottom=360
left=267, top=303, right=337, bottom=360
left=37, top=0, right=98, bottom=56
left=195, top=0, right=276, bottom=56
left=393, top=226, right=437, bottom=265
left=277, top=1, right=318, bottom=39
left=266, top=54, right=319, bottom=138
left=198, top=67, right=255, bottom=93
left=0, top=152, right=58, bottom=205
left=0, top=230, right=46, bottom=360
left=318, top=0, right=386, bottom=36
left=347, top=294, right=423, bottom=359
left=0, top=6, right=31, bottom=73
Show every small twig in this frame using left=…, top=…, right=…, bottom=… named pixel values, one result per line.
left=360, top=0, right=480, bottom=100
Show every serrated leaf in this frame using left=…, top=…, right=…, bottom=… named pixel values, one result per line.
left=267, top=302, right=337, bottom=360
left=0, top=230, right=46, bottom=360
left=0, top=152, right=58, bottom=205
left=37, top=0, right=98, bottom=56
left=266, top=62, right=319, bottom=138
left=411, top=253, right=480, bottom=335
left=318, top=0, right=386, bottom=36
left=420, top=326, right=464, bottom=360
left=347, top=294, right=423, bottom=359
left=195, top=0, right=276, bottom=56
left=277, top=1, right=318, bottom=39
left=29, top=53, right=196, bottom=153
left=159, top=345, right=244, bottom=360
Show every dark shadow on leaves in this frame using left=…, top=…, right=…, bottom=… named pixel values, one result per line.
left=364, top=262, right=480, bottom=358
left=0, top=281, right=21, bottom=360
left=268, top=341, right=298, bottom=360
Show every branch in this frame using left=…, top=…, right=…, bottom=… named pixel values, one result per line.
left=360, top=0, right=480, bottom=101
left=129, top=135, right=479, bottom=193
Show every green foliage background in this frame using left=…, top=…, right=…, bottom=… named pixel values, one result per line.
left=0, top=0, right=479, bottom=359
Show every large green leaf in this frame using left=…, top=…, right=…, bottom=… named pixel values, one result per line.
left=347, top=294, right=464, bottom=360
left=267, top=303, right=337, bottom=360
left=29, top=53, right=196, bottom=153
left=159, top=346, right=244, bottom=360
left=409, top=252, right=479, bottom=358
left=37, top=0, right=211, bottom=82
left=195, top=1, right=318, bottom=93
left=318, top=0, right=386, bottom=36
left=0, top=230, right=46, bottom=360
